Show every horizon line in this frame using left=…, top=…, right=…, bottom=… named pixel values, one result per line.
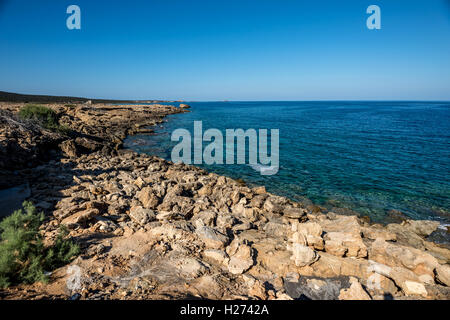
left=1, top=90, right=449, bottom=103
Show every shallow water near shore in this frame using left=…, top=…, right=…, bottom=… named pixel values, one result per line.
left=124, top=101, right=450, bottom=228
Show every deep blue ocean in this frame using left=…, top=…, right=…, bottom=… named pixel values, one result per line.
left=124, top=101, right=450, bottom=227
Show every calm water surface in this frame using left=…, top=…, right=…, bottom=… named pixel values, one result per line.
left=124, top=101, right=450, bottom=228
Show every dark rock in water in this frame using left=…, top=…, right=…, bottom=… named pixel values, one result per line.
left=385, top=209, right=409, bottom=224
left=284, top=276, right=350, bottom=300
left=427, top=227, right=450, bottom=249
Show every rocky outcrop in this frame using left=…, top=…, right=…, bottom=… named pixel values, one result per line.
left=0, top=102, right=185, bottom=189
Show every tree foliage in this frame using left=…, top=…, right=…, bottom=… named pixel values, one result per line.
left=0, top=201, right=80, bottom=288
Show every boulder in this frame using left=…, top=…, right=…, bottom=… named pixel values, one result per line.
left=295, top=252, right=371, bottom=279
left=368, top=238, right=439, bottom=278
left=263, top=196, right=285, bottom=214
left=188, top=275, right=224, bottom=299
left=202, top=249, right=228, bottom=265
left=288, top=222, right=319, bottom=267
left=252, top=186, right=266, bottom=195
left=338, top=277, right=371, bottom=300
left=62, top=208, right=99, bottom=228
left=263, top=221, right=289, bottom=238
left=249, top=194, right=267, bottom=208
left=134, top=177, right=146, bottom=189
left=294, top=221, right=324, bottom=250
left=290, top=243, right=318, bottom=267
left=174, top=257, right=207, bottom=278
left=404, top=220, right=440, bottom=237
left=324, top=232, right=367, bottom=258
left=136, top=186, right=160, bottom=209
left=195, top=222, right=229, bottom=249
left=194, top=210, right=217, bottom=227
left=402, top=280, right=428, bottom=296
left=435, top=264, right=450, bottom=286
left=59, top=140, right=79, bottom=158
left=319, top=215, right=362, bottom=234
left=284, top=276, right=350, bottom=300
left=361, top=226, right=397, bottom=241
left=129, top=206, right=156, bottom=225
left=197, top=185, right=213, bottom=196
left=283, top=206, right=307, bottom=219
left=226, top=239, right=255, bottom=274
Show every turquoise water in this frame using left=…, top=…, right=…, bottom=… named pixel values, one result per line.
left=124, top=101, right=450, bottom=225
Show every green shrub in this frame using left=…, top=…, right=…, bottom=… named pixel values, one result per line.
left=0, top=201, right=80, bottom=288
left=18, top=104, right=70, bottom=134
left=19, top=104, right=59, bottom=127
left=43, top=225, right=80, bottom=270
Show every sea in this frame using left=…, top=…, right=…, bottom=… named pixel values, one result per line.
left=124, top=101, right=450, bottom=232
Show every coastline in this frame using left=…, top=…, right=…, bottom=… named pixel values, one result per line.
left=0, top=101, right=449, bottom=300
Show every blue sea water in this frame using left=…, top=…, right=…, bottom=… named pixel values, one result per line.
left=124, top=101, right=450, bottom=226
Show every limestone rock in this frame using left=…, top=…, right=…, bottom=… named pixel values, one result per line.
left=319, top=215, right=362, bottom=234
left=188, top=275, right=224, bottom=299
left=338, top=277, right=371, bottom=300
left=296, top=221, right=323, bottom=237
left=245, top=277, right=268, bottom=299
left=136, top=186, right=160, bottom=209
left=226, top=239, right=255, bottom=274
left=361, top=226, right=397, bottom=241
left=290, top=243, right=318, bottom=267
left=263, top=221, right=289, bottom=238
left=59, top=140, right=79, bottom=158
left=386, top=223, right=426, bottom=249
left=369, top=238, right=439, bottom=278
left=324, top=232, right=367, bottom=258
left=294, top=221, right=324, bottom=250
left=367, top=260, right=429, bottom=296
left=194, top=210, right=217, bottom=227
left=252, top=186, right=266, bottom=195
left=435, top=264, right=450, bottom=286
left=202, top=249, right=228, bottom=265
left=263, top=196, right=285, bottom=214
left=284, top=276, right=350, bottom=300
left=62, top=208, right=99, bottom=228
left=288, top=222, right=319, bottom=267
left=195, top=222, right=229, bottom=249
left=402, top=281, right=428, bottom=296
left=134, top=176, right=146, bottom=189
left=129, top=206, right=156, bottom=225
left=404, top=220, right=440, bottom=237
left=174, top=257, right=207, bottom=278
left=283, top=206, right=307, bottom=219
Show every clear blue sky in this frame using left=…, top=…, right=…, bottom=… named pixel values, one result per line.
left=0, top=0, right=449, bottom=101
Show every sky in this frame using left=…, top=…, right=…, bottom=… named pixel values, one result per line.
left=0, top=0, right=449, bottom=101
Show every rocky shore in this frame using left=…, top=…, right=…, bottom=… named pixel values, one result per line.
left=0, top=102, right=449, bottom=300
